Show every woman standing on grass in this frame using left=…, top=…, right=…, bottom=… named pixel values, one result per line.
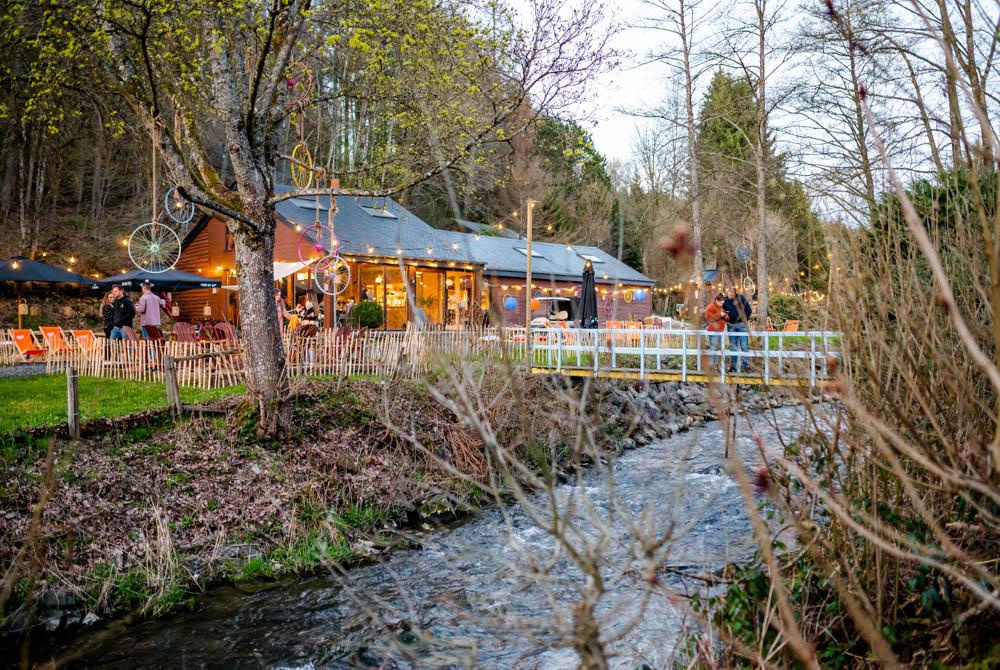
left=100, top=292, right=115, bottom=338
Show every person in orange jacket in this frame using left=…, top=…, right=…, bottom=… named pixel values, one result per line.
left=704, top=292, right=728, bottom=369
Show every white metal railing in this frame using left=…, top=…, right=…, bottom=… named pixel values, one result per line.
left=528, top=328, right=841, bottom=387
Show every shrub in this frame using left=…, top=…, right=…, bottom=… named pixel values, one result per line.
left=767, top=292, right=804, bottom=325
left=347, top=300, right=384, bottom=329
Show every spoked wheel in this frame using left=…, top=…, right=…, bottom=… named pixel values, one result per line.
left=743, top=276, right=756, bottom=294
left=314, top=254, right=351, bottom=296
left=129, top=222, right=181, bottom=273
left=163, top=186, right=195, bottom=225
left=284, top=61, right=314, bottom=109
left=297, top=223, right=337, bottom=264
left=290, top=143, right=314, bottom=189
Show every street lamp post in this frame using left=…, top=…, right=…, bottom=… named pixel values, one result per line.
left=524, top=200, right=537, bottom=364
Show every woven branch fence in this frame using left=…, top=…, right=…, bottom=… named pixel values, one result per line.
left=40, top=327, right=528, bottom=389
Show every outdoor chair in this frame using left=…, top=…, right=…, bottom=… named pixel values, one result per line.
left=624, top=320, right=643, bottom=345
left=605, top=320, right=624, bottom=347
left=215, top=321, right=238, bottom=343
left=9, top=329, right=45, bottom=360
left=173, top=322, right=199, bottom=342
left=71, top=330, right=99, bottom=350
left=122, top=326, right=140, bottom=342
left=783, top=320, right=800, bottom=332
left=39, top=326, right=73, bottom=352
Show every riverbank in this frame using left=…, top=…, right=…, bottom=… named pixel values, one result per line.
left=0, top=371, right=803, bottom=653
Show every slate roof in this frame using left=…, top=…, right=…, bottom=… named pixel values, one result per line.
left=273, top=190, right=654, bottom=286
left=454, top=218, right=519, bottom=239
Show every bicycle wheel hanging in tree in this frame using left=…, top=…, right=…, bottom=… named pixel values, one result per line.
left=128, top=222, right=181, bottom=273
left=313, top=254, right=350, bottom=296
left=297, top=222, right=337, bottom=264
left=742, top=275, right=756, bottom=294
left=163, top=185, right=195, bottom=225
left=290, top=142, right=314, bottom=189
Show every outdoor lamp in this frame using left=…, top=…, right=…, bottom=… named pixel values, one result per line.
left=18, top=300, right=28, bottom=316
left=203, top=303, right=212, bottom=317
left=172, top=304, right=180, bottom=317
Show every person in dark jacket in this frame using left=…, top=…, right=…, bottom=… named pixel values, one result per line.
left=724, top=287, right=752, bottom=372
left=100, top=292, right=115, bottom=338
left=109, top=284, right=136, bottom=341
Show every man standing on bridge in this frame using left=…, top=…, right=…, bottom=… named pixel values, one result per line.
left=724, top=287, right=752, bottom=373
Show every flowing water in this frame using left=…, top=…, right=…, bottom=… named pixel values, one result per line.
left=33, top=405, right=829, bottom=669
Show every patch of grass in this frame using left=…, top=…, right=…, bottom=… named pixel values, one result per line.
left=0, top=375, right=243, bottom=435
left=272, top=532, right=355, bottom=573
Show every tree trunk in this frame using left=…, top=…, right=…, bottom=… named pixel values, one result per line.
left=233, top=218, right=291, bottom=436
left=680, top=0, right=705, bottom=310
left=755, top=0, right=769, bottom=328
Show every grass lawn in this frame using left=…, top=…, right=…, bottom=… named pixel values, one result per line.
left=0, top=375, right=243, bottom=435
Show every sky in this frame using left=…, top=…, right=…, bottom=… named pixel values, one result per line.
left=568, top=0, right=683, bottom=164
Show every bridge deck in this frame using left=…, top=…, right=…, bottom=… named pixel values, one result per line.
left=526, top=327, right=840, bottom=387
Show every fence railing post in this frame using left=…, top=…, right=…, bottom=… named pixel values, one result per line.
left=66, top=366, right=80, bottom=440
left=163, top=356, right=182, bottom=418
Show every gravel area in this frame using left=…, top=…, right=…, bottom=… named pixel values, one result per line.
left=0, top=363, right=48, bottom=379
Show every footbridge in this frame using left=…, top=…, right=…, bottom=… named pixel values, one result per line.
left=528, top=327, right=840, bottom=387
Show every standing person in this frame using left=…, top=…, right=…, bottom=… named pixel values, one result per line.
left=109, top=284, right=135, bottom=340
left=724, top=287, right=752, bottom=373
left=704, top=293, right=728, bottom=370
left=100, top=292, right=115, bottom=338
left=136, top=281, right=166, bottom=339
left=275, top=287, right=292, bottom=335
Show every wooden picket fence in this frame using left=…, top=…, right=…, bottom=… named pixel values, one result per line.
left=36, top=326, right=529, bottom=390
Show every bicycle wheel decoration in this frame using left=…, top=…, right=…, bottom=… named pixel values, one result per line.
left=163, top=185, right=195, bottom=225
left=743, top=275, right=756, bottom=293
left=128, top=222, right=181, bottom=273
left=297, top=222, right=337, bottom=263
left=290, top=142, right=314, bottom=189
left=284, top=61, right=314, bottom=109
left=313, top=254, right=351, bottom=296
left=623, top=289, right=634, bottom=303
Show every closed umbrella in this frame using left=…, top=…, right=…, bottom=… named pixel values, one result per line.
left=0, top=256, right=92, bottom=328
left=580, top=261, right=599, bottom=329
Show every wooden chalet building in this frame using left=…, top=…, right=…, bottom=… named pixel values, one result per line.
left=175, top=192, right=655, bottom=328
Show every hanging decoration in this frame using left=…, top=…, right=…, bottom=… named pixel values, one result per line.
left=128, top=123, right=182, bottom=273
left=502, top=294, right=517, bottom=311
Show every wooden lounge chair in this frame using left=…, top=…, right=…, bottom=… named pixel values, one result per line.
left=215, top=321, right=238, bottom=343
left=71, top=330, right=99, bottom=350
left=39, top=326, right=73, bottom=352
left=121, top=326, right=140, bottom=342
left=173, top=322, right=199, bottom=342
left=10, top=329, right=45, bottom=360
left=783, top=320, right=800, bottom=332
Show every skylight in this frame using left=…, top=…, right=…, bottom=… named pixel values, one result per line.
left=514, top=247, right=545, bottom=259
left=580, top=254, right=604, bottom=263
left=290, top=198, right=328, bottom=211
left=360, top=205, right=397, bottom=219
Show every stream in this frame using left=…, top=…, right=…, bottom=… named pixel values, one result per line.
left=31, top=404, right=828, bottom=669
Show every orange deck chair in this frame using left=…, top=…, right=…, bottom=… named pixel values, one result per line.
left=39, top=326, right=73, bottom=352
left=10, top=329, right=46, bottom=359
left=783, top=320, right=800, bottom=332
left=71, top=330, right=99, bottom=350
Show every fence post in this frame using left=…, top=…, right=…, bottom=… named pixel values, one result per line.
left=163, top=356, right=182, bottom=418
left=66, top=366, right=80, bottom=440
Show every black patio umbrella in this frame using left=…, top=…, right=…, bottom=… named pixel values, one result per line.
left=580, top=261, right=599, bottom=329
left=92, top=267, right=221, bottom=292
left=0, top=256, right=92, bottom=328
